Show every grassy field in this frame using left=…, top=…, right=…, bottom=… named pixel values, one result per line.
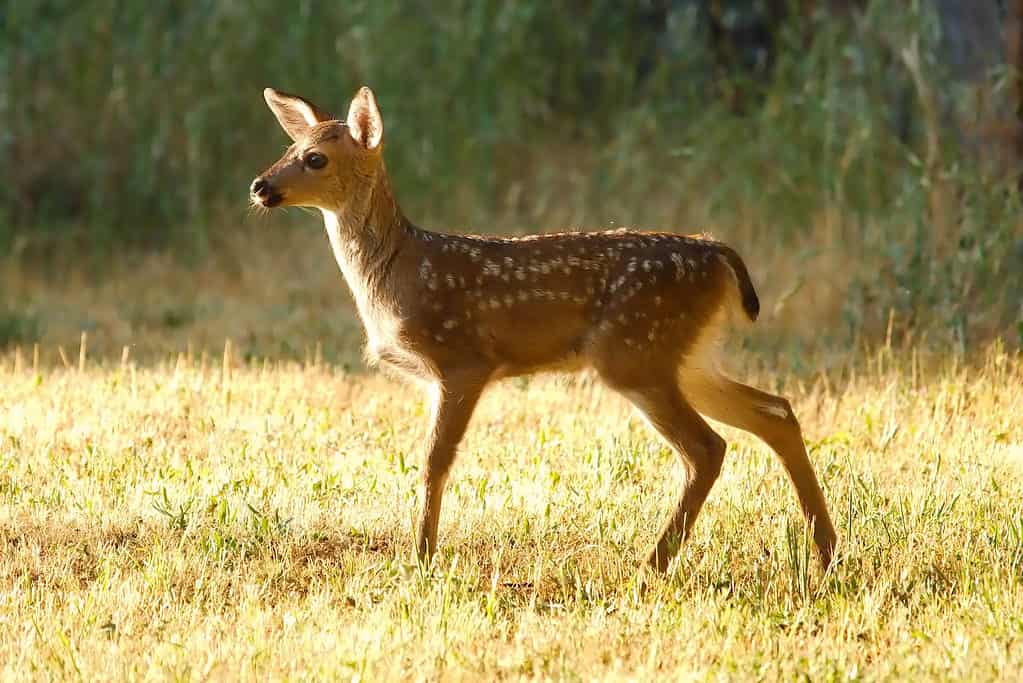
left=2, top=339, right=1022, bottom=680
left=6, top=4, right=1023, bottom=679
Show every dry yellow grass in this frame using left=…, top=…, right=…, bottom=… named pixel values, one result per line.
left=2, top=341, right=1022, bottom=680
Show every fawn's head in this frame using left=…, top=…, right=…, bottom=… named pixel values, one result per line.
left=250, top=87, right=384, bottom=212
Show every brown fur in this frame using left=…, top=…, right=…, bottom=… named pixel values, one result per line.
left=250, top=86, right=837, bottom=572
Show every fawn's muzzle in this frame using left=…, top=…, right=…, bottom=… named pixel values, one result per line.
left=250, top=177, right=283, bottom=207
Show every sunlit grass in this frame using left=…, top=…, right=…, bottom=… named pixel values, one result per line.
left=2, top=344, right=1022, bottom=679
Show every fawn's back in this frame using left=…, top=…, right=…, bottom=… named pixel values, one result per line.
left=382, top=227, right=758, bottom=383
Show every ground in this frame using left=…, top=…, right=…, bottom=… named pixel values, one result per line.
left=1, top=342, right=1022, bottom=680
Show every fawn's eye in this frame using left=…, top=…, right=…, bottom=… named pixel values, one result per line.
left=304, top=152, right=327, bottom=170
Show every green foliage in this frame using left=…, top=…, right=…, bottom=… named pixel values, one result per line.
left=843, top=179, right=1023, bottom=347
left=0, top=306, right=41, bottom=349
left=3, top=0, right=704, bottom=245
left=0, top=1, right=924, bottom=240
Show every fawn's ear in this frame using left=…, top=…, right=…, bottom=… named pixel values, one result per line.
left=263, top=88, right=332, bottom=142
left=346, top=86, right=383, bottom=150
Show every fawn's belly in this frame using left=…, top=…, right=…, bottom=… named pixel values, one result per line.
left=370, top=298, right=592, bottom=381
left=482, top=310, right=590, bottom=377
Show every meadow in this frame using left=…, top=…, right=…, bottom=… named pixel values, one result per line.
left=2, top=327, right=1022, bottom=679
left=5, top=2, right=1023, bottom=679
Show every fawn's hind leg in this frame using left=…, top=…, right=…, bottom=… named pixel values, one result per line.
left=599, top=368, right=728, bottom=572
left=414, top=370, right=488, bottom=564
left=681, top=368, right=837, bottom=568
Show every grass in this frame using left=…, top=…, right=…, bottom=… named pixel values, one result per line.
left=2, top=340, right=1022, bottom=680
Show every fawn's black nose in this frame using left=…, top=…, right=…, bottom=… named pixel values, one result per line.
left=250, top=178, right=269, bottom=197
left=250, top=177, right=284, bottom=207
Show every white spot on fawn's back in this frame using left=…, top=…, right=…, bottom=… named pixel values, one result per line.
left=670, top=253, right=685, bottom=281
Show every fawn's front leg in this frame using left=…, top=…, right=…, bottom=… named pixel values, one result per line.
left=415, top=372, right=488, bottom=564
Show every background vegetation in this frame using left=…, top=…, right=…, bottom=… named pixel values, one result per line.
left=4, top=3, right=1023, bottom=679
left=3, top=0, right=1022, bottom=360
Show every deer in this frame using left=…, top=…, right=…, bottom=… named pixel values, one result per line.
left=249, top=86, right=837, bottom=573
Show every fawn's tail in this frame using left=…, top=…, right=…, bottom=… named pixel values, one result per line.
left=713, top=244, right=760, bottom=322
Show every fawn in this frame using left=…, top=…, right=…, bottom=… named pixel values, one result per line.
left=250, top=86, right=837, bottom=572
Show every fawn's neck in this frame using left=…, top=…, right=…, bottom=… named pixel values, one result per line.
left=321, top=167, right=411, bottom=315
